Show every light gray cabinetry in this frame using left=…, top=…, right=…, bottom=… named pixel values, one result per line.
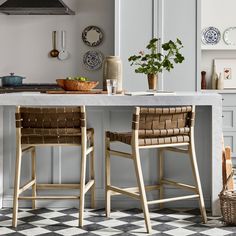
left=115, top=0, right=199, bottom=91
left=222, top=93, right=236, bottom=165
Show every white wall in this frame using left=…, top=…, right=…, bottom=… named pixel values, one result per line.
left=201, top=0, right=236, bottom=88
left=0, top=0, right=114, bottom=86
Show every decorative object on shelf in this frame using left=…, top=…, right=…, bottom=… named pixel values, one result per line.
left=211, top=61, right=218, bottom=89
left=58, top=30, right=69, bottom=61
left=83, top=50, right=104, bottom=71
left=214, top=59, right=236, bottom=89
left=128, top=38, right=185, bottom=91
left=223, top=27, right=236, bottom=45
left=217, top=73, right=224, bottom=90
left=103, top=56, right=122, bottom=91
left=201, top=71, right=207, bottom=89
left=202, top=27, right=221, bottom=45
left=49, top=31, right=59, bottom=58
left=82, top=26, right=104, bottom=47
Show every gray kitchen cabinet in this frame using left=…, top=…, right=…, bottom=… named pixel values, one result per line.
left=222, top=93, right=236, bottom=166
left=115, top=0, right=199, bottom=92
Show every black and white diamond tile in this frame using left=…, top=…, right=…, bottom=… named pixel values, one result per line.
left=0, top=208, right=235, bottom=235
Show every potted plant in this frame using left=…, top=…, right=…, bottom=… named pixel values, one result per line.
left=128, top=38, right=185, bottom=90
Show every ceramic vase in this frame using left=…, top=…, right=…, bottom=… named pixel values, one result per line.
left=201, top=71, right=207, bottom=89
left=147, top=74, right=157, bottom=90
left=211, top=62, right=218, bottom=89
left=103, top=56, right=122, bottom=92
left=217, top=73, right=224, bottom=90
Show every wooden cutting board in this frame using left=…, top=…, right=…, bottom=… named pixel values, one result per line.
left=222, top=146, right=234, bottom=190
left=44, top=89, right=108, bottom=94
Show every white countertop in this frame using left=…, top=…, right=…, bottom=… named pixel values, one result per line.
left=0, top=92, right=222, bottom=106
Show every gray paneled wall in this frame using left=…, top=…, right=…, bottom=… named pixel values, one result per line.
left=116, top=0, right=198, bottom=91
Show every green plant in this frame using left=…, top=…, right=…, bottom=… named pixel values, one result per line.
left=128, top=38, right=185, bottom=75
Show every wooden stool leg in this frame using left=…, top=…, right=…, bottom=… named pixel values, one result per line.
left=12, top=147, right=22, bottom=227
left=158, top=149, right=164, bottom=209
left=79, top=144, right=87, bottom=227
left=189, top=141, right=207, bottom=223
left=31, top=147, right=37, bottom=209
left=90, top=132, right=96, bottom=209
left=133, top=147, right=152, bottom=234
left=105, top=136, right=111, bottom=217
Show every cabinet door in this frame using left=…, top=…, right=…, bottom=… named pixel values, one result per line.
left=162, top=0, right=198, bottom=91
left=117, top=0, right=153, bottom=91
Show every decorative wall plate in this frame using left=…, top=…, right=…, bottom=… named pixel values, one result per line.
left=223, top=27, right=236, bottom=45
left=202, top=27, right=221, bottom=45
left=82, top=26, right=104, bottom=47
left=83, top=50, right=104, bottom=71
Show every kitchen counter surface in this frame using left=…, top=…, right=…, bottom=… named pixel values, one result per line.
left=0, top=92, right=222, bottom=215
left=0, top=91, right=222, bottom=106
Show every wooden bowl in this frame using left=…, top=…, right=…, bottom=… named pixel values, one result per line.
left=56, top=79, right=99, bottom=91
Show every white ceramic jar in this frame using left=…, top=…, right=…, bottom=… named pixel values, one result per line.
left=103, top=56, right=122, bottom=92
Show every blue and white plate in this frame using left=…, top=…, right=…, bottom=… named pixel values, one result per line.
left=202, top=27, right=221, bottom=45
left=83, top=50, right=104, bottom=71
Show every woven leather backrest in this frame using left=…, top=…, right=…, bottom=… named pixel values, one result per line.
left=133, top=106, right=194, bottom=138
left=16, top=107, right=85, bottom=129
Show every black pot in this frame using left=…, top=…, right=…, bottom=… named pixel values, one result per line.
left=0, top=73, right=26, bottom=87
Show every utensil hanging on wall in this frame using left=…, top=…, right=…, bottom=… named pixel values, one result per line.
left=58, top=30, right=69, bottom=60
left=50, top=31, right=59, bottom=58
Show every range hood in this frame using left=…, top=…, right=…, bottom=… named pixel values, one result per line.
left=0, top=0, right=75, bottom=15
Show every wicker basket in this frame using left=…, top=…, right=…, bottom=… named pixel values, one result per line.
left=56, top=79, right=99, bottom=91
left=219, top=171, right=236, bottom=225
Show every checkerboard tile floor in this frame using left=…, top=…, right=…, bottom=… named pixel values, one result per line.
left=0, top=208, right=235, bottom=235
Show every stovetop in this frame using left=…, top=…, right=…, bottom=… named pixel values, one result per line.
left=0, top=83, right=62, bottom=93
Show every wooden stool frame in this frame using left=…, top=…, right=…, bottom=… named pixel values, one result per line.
left=105, top=106, right=207, bottom=233
left=13, top=106, right=95, bottom=228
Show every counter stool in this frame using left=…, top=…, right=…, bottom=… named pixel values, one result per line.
left=13, top=106, right=95, bottom=227
left=105, top=106, right=207, bottom=233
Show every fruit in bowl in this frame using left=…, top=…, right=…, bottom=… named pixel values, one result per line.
left=56, top=76, right=99, bottom=91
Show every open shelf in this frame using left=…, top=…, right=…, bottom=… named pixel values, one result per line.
left=202, top=45, right=236, bottom=51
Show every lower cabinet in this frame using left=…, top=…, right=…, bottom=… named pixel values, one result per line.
left=222, top=93, right=236, bottom=166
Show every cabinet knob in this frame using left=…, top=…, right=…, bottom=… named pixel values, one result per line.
left=222, top=98, right=225, bottom=101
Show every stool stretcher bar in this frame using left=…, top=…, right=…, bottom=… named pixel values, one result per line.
left=147, top=194, right=200, bottom=205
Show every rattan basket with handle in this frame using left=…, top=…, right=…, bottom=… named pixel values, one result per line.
left=219, top=170, right=236, bottom=225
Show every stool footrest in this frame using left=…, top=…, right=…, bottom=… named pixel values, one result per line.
left=147, top=194, right=200, bottom=205
left=108, top=185, right=140, bottom=199
left=22, top=146, right=35, bottom=153
left=108, top=149, right=132, bottom=159
left=161, top=179, right=198, bottom=192
left=108, top=184, right=160, bottom=199
left=86, top=146, right=94, bottom=155
left=18, top=196, right=80, bottom=200
left=162, top=147, right=189, bottom=154
left=19, top=180, right=36, bottom=195
left=84, top=180, right=95, bottom=194
left=37, top=184, right=80, bottom=190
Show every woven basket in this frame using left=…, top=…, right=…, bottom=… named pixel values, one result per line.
left=219, top=171, right=236, bottom=225
left=56, top=79, right=99, bottom=91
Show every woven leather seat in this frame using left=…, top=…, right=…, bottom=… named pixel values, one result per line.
left=21, top=128, right=94, bottom=145
left=105, top=106, right=207, bottom=234
left=106, top=129, right=190, bottom=146
left=12, top=106, right=95, bottom=228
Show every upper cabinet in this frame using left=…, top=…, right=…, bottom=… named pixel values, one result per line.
left=115, top=0, right=199, bottom=92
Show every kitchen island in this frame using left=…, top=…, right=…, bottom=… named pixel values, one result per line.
left=0, top=92, right=222, bottom=215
